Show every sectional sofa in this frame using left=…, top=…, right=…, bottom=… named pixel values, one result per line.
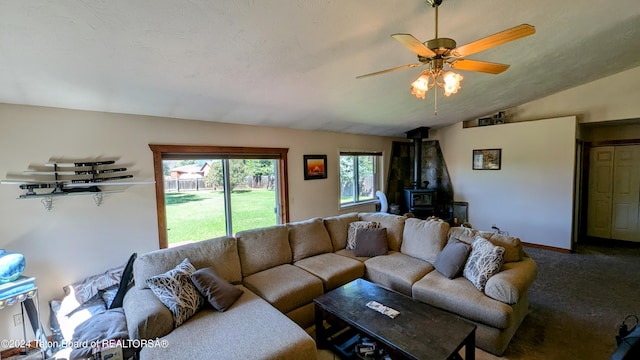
left=123, top=212, right=537, bottom=359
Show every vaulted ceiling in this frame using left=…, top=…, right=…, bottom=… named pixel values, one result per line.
left=1, top=0, right=639, bottom=136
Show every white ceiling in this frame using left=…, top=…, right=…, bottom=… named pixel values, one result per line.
left=1, top=0, right=639, bottom=136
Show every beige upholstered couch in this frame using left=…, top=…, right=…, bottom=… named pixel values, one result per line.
left=123, top=212, right=537, bottom=359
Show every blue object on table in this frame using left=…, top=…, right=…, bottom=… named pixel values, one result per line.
left=0, top=250, right=26, bottom=283
left=0, top=276, right=36, bottom=308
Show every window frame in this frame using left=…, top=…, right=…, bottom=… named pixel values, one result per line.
left=149, top=144, right=289, bottom=249
left=339, top=151, right=382, bottom=208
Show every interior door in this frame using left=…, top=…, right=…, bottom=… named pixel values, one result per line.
left=587, top=147, right=614, bottom=238
left=611, top=145, right=640, bottom=241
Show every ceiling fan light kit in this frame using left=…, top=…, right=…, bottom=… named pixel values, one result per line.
left=357, top=0, right=535, bottom=115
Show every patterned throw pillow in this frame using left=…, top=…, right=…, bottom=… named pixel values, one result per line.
left=346, top=221, right=379, bottom=250
left=146, top=258, right=204, bottom=327
left=463, top=237, right=505, bottom=291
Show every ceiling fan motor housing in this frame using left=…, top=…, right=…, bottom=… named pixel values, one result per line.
left=426, top=38, right=456, bottom=55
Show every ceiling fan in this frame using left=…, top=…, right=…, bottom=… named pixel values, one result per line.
left=357, top=0, right=535, bottom=105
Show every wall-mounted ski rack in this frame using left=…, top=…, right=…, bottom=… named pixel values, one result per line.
left=2, top=159, right=154, bottom=210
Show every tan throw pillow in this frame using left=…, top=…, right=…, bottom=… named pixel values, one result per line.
left=146, top=258, right=204, bottom=327
left=354, top=228, right=388, bottom=257
left=190, top=267, right=243, bottom=312
left=347, top=221, right=379, bottom=250
left=463, top=237, right=505, bottom=292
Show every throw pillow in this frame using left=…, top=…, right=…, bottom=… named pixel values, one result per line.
left=354, top=228, right=388, bottom=257
left=433, top=239, right=471, bottom=279
left=346, top=221, right=379, bottom=250
left=190, top=267, right=244, bottom=312
left=463, top=237, right=505, bottom=291
left=146, top=258, right=204, bottom=327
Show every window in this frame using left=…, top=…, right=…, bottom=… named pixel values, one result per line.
left=339, top=151, right=382, bottom=206
left=150, top=145, right=289, bottom=248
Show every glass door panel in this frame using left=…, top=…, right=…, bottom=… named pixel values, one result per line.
left=163, top=158, right=278, bottom=246
left=229, top=159, right=277, bottom=234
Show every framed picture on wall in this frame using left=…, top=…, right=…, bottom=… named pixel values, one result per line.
left=473, top=149, right=502, bottom=170
left=303, top=155, right=327, bottom=180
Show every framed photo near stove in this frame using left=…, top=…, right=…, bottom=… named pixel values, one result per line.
left=473, top=149, right=501, bottom=170
left=303, top=155, right=327, bottom=180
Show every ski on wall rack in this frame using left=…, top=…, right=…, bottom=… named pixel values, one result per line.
left=1, top=159, right=153, bottom=210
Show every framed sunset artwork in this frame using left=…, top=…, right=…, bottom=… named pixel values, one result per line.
left=303, top=155, right=327, bottom=180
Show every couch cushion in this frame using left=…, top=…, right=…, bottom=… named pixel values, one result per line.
left=484, top=256, right=537, bottom=304
left=334, top=248, right=372, bottom=262
left=433, top=238, right=471, bottom=279
left=448, top=227, right=523, bottom=263
left=359, top=213, right=407, bottom=251
left=236, top=225, right=291, bottom=277
left=146, top=258, right=204, bottom=327
left=478, top=231, right=524, bottom=263
left=134, top=236, right=241, bottom=289
left=123, top=287, right=174, bottom=340
left=287, top=217, right=334, bottom=262
left=463, top=237, right=505, bottom=292
left=412, top=270, right=513, bottom=329
left=294, top=253, right=364, bottom=291
left=324, top=213, right=359, bottom=251
left=190, top=267, right=243, bottom=312
left=363, top=252, right=433, bottom=296
left=354, top=228, right=388, bottom=257
left=140, top=285, right=318, bottom=360
left=242, top=264, right=323, bottom=314
left=401, top=218, right=449, bottom=264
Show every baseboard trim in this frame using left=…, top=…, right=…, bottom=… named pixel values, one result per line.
left=523, top=242, right=572, bottom=253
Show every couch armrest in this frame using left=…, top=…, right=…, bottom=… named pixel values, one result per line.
left=484, top=256, right=538, bottom=304
left=123, top=287, right=173, bottom=340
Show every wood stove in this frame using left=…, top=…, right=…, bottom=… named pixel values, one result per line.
left=403, top=127, right=449, bottom=219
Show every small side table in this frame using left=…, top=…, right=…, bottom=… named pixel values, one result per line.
left=0, top=276, right=46, bottom=358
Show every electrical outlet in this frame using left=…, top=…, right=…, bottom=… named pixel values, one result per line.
left=13, top=313, right=23, bottom=327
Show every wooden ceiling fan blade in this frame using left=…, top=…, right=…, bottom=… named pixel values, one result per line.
left=356, top=63, right=424, bottom=79
left=451, top=24, right=535, bottom=58
left=450, top=59, right=510, bottom=74
left=391, top=34, right=437, bottom=58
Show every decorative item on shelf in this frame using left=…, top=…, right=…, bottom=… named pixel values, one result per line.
left=0, top=250, right=26, bottom=283
left=478, top=111, right=507, bottom=126
left=1, top=158, right=155, bottom=210
left=478, top=117, right=494, bottom=126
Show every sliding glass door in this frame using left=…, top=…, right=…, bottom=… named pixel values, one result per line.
left=150, top=145, right=289, bottom=248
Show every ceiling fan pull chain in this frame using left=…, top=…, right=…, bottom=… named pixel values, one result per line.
left=434, top=86, right=438, bottom=116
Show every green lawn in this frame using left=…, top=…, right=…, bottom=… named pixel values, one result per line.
left=165, top=190, right=276, bottom=245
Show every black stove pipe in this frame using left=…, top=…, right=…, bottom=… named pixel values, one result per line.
left=406, top=127, right=430, bottom=189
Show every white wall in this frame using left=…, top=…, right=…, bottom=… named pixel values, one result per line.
left=0, top=103, right=395, bottom=344
left=433, top=116, right=577, bottom=250
left=509, top=66, right=640, bottom=124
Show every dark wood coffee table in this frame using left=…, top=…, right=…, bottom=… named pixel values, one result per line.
left=314, top=278, right=476, bottom=360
